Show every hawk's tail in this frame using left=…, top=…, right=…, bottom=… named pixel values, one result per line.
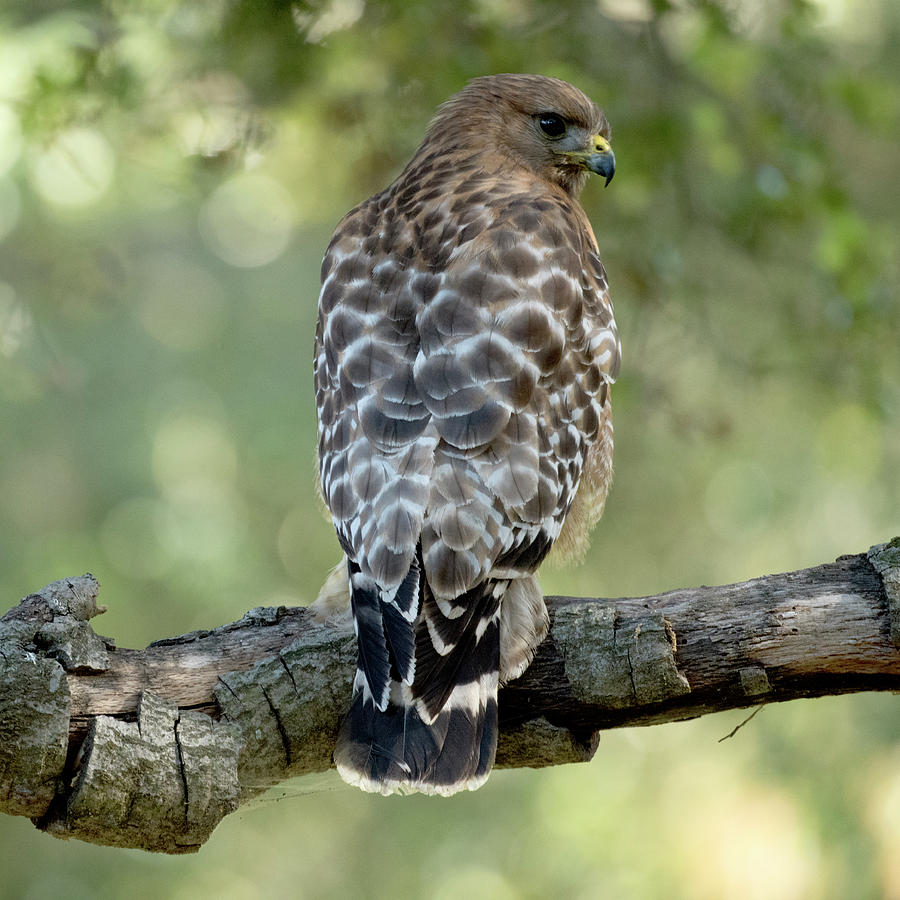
left=334, top=567, right=501, bottom=796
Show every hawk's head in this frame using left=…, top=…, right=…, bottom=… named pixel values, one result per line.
left=427, top=73, right=615, bottom=197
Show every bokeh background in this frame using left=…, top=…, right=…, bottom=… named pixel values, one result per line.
left=1, top=0, right=899, bottom=896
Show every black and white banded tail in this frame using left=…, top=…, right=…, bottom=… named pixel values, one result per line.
left=335, top=557, right=502, bottom=796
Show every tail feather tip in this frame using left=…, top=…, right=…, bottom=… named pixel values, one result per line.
left=334, top=684, right=498, bottom=797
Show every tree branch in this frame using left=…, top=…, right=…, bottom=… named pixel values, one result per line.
left=2, top=538, right=898, bottom=853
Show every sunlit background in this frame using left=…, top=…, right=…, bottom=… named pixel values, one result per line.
left=1, top=0, right=899, bottom=896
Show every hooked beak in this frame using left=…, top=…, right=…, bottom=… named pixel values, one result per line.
left=586, top=134, right=615, bottom=187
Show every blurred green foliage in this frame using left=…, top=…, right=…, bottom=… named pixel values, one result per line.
left=0, top=0, right=898, bottom=896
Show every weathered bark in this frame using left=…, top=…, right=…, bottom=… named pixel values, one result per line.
left=1, top=538, right=898, bottom=854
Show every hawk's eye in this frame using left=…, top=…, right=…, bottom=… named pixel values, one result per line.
left=538, top=114, right=567, bottom=138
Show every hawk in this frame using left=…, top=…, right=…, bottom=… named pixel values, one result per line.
left=313, top=74, right=619, bottom=795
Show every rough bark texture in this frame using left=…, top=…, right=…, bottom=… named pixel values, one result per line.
left=1, top=538, right=899, bottom=854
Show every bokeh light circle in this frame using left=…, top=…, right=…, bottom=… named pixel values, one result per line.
left=30, top=127, right=115, bottom=208
left=199, top=172, right=295, bottom=267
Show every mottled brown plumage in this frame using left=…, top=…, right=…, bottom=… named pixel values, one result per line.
left=313, top=74, right=620, bottom=794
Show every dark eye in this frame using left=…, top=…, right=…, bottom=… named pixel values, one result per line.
left=538, top=113, right=567, bottom=138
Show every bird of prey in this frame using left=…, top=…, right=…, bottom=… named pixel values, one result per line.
left=313, top=74, right=620, bottom=795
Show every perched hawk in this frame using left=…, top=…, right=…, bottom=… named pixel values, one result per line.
left=313, top=74, right=620, bottom=795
